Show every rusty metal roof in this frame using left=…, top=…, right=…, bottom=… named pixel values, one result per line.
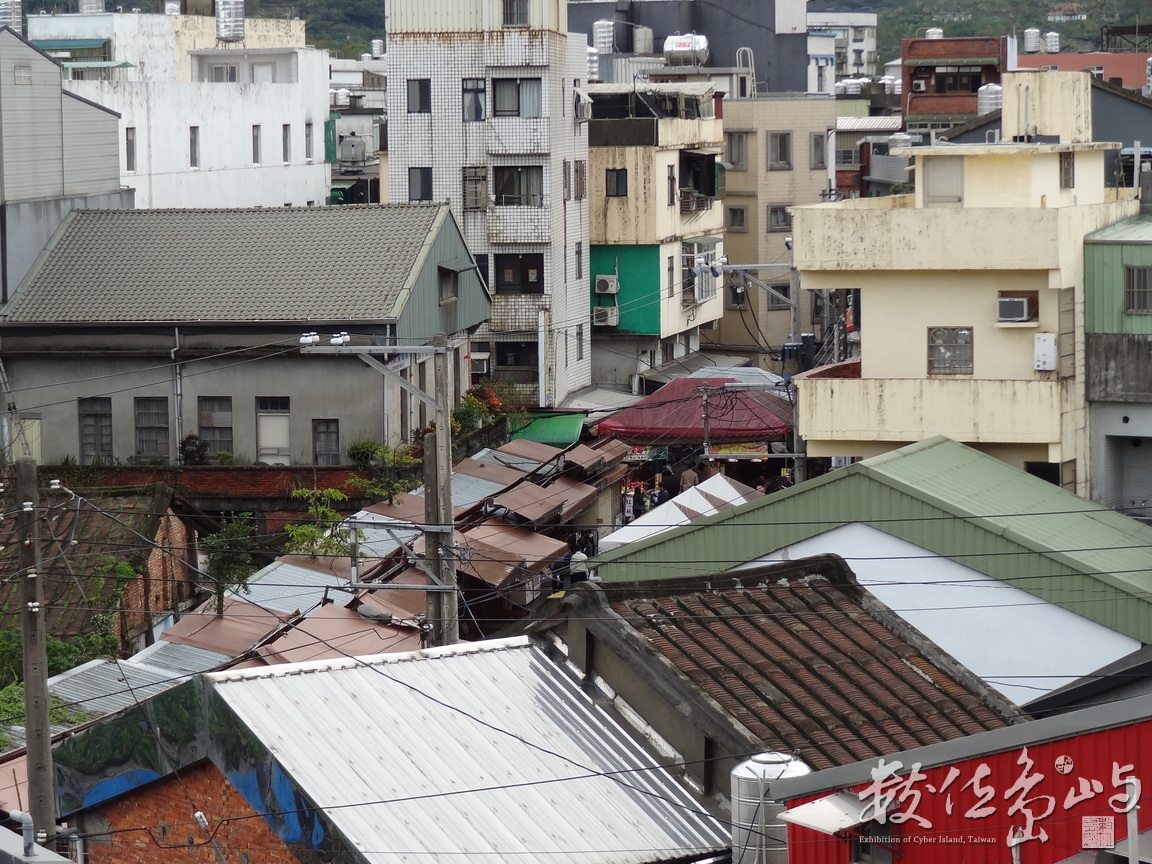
left=597, top=559, right=1021, bottom=772
left=491, top=478, right=596, bottom=524
left=462, top=519, right=568, bottom=576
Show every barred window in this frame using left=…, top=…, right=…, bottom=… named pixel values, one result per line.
left=927, top=327, right=974, bottom=375
left=1125, top=266, right=1152, bottom=313
left=463, top=166, right=488, bottom=211
left=135, top=397, right=170, bottom=459
left=79, top=397, right=112, bottom=466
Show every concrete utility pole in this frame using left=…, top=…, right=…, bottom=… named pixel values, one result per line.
left=17, top=458, right=55, bottom=838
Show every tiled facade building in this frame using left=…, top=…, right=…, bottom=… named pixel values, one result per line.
left=385, top=0, right=592, bottom=407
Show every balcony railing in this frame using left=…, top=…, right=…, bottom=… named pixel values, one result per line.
left=680, top=189, right=715, bottom=214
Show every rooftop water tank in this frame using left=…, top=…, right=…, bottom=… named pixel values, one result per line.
left=371, top=37, right=383, bottom=58
left=664, top=32, right=710, bottom=66
left=844, top=77, right=863, bottom=94
left=339, top=131, right=367, bottom=168
left=79, top=0, right=104, bottom=12
left=633, top=24, right=653, bottom=54
left=1024, top=27, right=1041, bottom=53
left=1044, top=31, right=1060, bottom=53
left=164, top=0, right=179, bottom=13
left=977, top=82, right=1002, bottom=115
left=215, top=0, right=245, bottom=41
left=587, top=45, right=600, bottom=82
left=593, top=19, right=614, bottom=56
left=360, top=53, right=371, bottom=61
left=926, top=27, right=944, bottom=39
left=732, top=753, right=812, bottom=864
left=334, top=87, right=350, bottom=106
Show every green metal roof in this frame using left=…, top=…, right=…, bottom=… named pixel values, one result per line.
left=32, top=38, right=107, bottom=49
left=509, top=413, right=584, bottom=446
left=594, top=436, right=1152, bottom=641
left=1085, top=212, right=1152, bottom=244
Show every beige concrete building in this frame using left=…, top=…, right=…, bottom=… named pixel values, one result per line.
left=791, top=71, right=1138, bottom=494
left=707, top=94, right=836, bottom=368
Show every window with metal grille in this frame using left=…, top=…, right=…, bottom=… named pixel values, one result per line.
left=503, top=0, right=528, bottom=27
left=79, top=397, right=112, bottom=466
left=198, top=396, right=233, bottom=460
left=463, top=166, right=488, bottom=210
left=573, top=160, right=587, bottom=199
left=135, top=397, right=169, bottom=459
left=768, top=204, right=792, bottom=232
left=927, top=326, right=974, bottom=374
left=313, top=419, right=340, bottom=466
left=575, top=241, right=583, bottom=280
left=1126, top=266, right=1152, bottom=313
left=462, top=78, right=485, bottom=121
left=563, top=160, right=571, bottom=200
left=1059, top=151, right=1075, bottom=189
left=576, top=324, right=585, bottom=361
left=667, top=164, right=676, bottom=206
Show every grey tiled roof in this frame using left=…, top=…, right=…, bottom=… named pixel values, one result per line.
left=4, top=204, right=448, bottom=323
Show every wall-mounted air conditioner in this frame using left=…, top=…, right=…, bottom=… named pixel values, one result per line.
left=911, top=79, right=928, bottom=92
left=998, top=296, right=1032, bottom=321
left=593, top=306, right=620, bottom=326
left=595, top=275, right=619, bottom=294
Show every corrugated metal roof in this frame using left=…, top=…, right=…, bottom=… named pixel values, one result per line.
left=47, top=658, right=180, bottom=717
left=4, top=205, right=447, bottom=323
left=207, top=638, right=729, bottom=863
left=1086, top=211, right=1152, bottom=243
left=237, top=561, right=348, bottom=616
left=129, top=640, right=231, bottom=675
left=836, top=116, right=903, bottom=132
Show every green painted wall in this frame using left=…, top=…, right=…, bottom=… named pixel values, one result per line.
left=590, top=244, right=662, bottom=335
left=1085, top=242, right=1152, bottom=335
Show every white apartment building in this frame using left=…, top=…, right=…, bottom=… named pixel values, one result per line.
left=807, top=10, right=879, bottom=79
left=384, top=0, right=592, bottom=408
left=27, top=12, right=331, bottom=208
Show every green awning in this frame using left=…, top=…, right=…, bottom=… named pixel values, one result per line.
left=330, top=180, right=358, bottom=189
left=33, top=38, right=107, bottom=49
left=509, top=413, right=585, bottom=446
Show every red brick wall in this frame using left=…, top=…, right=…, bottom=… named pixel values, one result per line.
left=68, top=467, right=366, bottom=499
left=118, top=510, right=197, bottom=648
left=82, top=761, right=300, bottom=864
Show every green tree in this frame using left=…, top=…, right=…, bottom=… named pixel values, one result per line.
left=200, top=513, right=258, bottom=615
left=283, top=488, right=356, bottom=557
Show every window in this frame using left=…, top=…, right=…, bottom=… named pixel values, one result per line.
left=495, top=341, right=539, bottom=367
left=474, top=253, right=489, bottom=289
left=668, top=164, right=677, bottom=206
left=407, top=78, right=431, bottom=113
left=817, top=64, right=827, bottom=93
left=211, top=64, right=237, bottom=82
left=503, top=0, right=528, bottom=27
left=313, top=420, right=340, bottom=466
left=198, top=397, right=233, bottom=459
left=305, top=122, right=314, bottom=160
left=575, top=241, right=583, bottom=280
left=126, top=127, right=137, bottom=172
left=463, top=78, right=486, bottom=121
left=576, top=323, right=585, bottom=361
left=282, top=124, right=291, bottom=162
left=927, top=327, right=974, bottom=375
left=256, top=396, right=290, bottom=465
left=667, top=255, right=675, bottom=298
left=811, top=132, right=827, bottom=170
left=725, top=132, right=748, bottom=171
left=251, top=124, right=261, bottom=164
left=189, top=126, right=200, bottom=168
left=768, top=281, right=791, bottom=310
left=409, top=166, right=433, bottom=201
left=605, top=168, right=628, bottom=197
left=563, top=160, right=572, bottom=200
left=463, top=166, right=488, bottom=211
left=134, top=397, right=169, bottom=460
left=573, top=160, right=587, bottom=199
left=681, top=240, right=719, bottom=306
left=79, top=397, right=112, bottom=466
left=728, top=279, right=749, bottom=310
left=14, top=65, right=31, bottom=84
left=494, top=253, right=544, bottom=295
left=493, top=165, right=543, bottom=206
left=493, top=78, right=542, bottom=118
left=1059, top=151, right=1075, bottom=189
left=851, top=824, right=893, bottom=864
left=438, top=266, right=459, bottom=304
left=768, top=131, right=792, bottom=170
left=768, top=204, right=792, bottom=232
left=836, top=148, right=861, bottom=167
left=1125, top=266, right=1152, bottom=313
left=726, top=205, right=748, bottom=232
left=852, top=27, right=867, bottom=42
left=251, top=63, right=274, bottom=83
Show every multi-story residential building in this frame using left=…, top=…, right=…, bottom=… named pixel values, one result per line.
left=384, top=0, right=591, bottom=408
left=790, top=71, right=1137, bottom=495
left=807, top=10, right=879, bottom=79
left=902, top=34, right=1014, bottom=134
left=0, top=27, right=132, bottom=306
left=27, top=12, right=331, bottom=208
left=707, top=94, right=836, bottom=368
left=585, top=81, right=725, bottom=392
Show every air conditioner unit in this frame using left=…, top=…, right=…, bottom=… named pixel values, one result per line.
left=595, top=275, right=619, bottom=294
left=998, top=296, right=1032, bottom=322
left=471, top=357, right=490, bottom=375
left=911, top=79, right=928, bottom=92
left=593, top=306, right=620, bottom=326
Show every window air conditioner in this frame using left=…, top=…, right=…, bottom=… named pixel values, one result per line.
left=471, top=356, right=490, bottom=375
left=911, top=79, right=928, bottom=92
left=998, top=296, right=1032, bottom=322
left=593, top=306, right=620, bottom=326
left=595, top=275, right=619, bottom=294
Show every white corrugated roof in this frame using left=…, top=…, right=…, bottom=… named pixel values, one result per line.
left=236, top=560, right=347, bottom=615
left=836, top=116, right=903, bottom=131
left=207, top=637, right=729, bottom=863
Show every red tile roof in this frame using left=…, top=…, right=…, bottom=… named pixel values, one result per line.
left=604, top=558, right=1019, bottom=771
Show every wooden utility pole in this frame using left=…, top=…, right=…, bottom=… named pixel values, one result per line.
left=17, top=458, right=54, bottom=837
left=424, top=334, right=457, bottom=647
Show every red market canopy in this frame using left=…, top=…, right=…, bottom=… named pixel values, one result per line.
left=594, top=377, right=792, bottom=446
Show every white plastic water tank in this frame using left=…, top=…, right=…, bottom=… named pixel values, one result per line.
left=634, top=25, right=654, bottom=54
left=732, top=753, right=812, bottom=864
left=215, top=0, right=245, bottom=42
left=593, top=19, right=614, bottom=56
left=334, top=87, right=350, bottom=107
left=844, top=77, right=863, bottom=94
left=1044, top=31, right=1060, bottom=53
left=834, top=81, right=846, bottom=95
left=164, top=0, right=179, bottom=13
left=587, top=45, right=600, bottom=81
left=360, top=53, right=371, bottom=61
left=664, top=32, right=710, bottom=66
left=79, top=0, right=104, bottom=12
left=926, top=27, right=944, bottom=39
left=977, top=82, right=1002, bottom=115
left=370, top=38, right=384, bottom=58
left=1024, top=27, right=1041, bottom=53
